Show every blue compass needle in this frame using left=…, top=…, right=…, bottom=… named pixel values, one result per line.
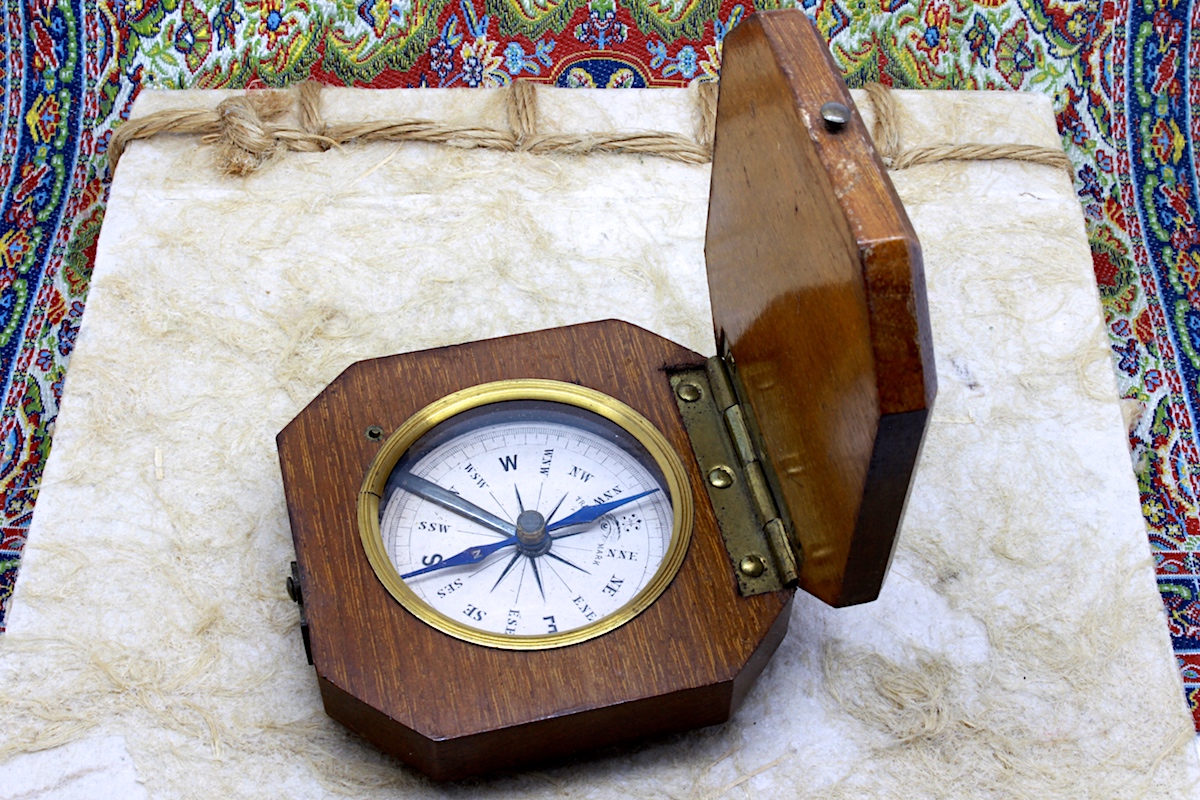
left=546, top=489, right=659, bottom=534
left=400, top=535, right=519, bottom=579
left=398, top=483, right=659, bottom=580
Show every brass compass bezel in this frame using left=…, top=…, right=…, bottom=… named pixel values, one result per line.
left=357, top=378, right=695, bottom=650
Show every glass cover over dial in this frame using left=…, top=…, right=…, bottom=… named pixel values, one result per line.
left=359, top=381, right=693, bottom=649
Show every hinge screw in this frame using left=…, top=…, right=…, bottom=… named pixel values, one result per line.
left=707, top=466, right=734, bottom=488
left=734, top=556, right=763, bottom=575
left=739, top=555, right=766, bottom=578
left=820, top=101, right=851, bottom=130
left=676, top=382, right=702, bottom=402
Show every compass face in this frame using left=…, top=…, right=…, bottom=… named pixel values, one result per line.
left=358, top=381, right=693, bottom=649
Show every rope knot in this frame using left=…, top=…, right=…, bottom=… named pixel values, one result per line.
left=208, top=91, right=293, bottom=176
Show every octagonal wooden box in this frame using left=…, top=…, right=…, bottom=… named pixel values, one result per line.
left=277, top=10, right=934, bottom=781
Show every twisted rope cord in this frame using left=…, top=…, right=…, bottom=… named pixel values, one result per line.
left=694, top=80, right=719, bottom=151
left=109, top=80, right=718, bottom=175
left=507, top=79, right=538, bottom=143
left=108, top=79, right=1072, bottom=178
left=863, top=81, right=1074, bottom=176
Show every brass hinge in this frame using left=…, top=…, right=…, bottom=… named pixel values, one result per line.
left=670, top=356, right=801, bottom=596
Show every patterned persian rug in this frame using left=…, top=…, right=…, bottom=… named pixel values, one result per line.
left=2, top=0, right=1198, bottom=727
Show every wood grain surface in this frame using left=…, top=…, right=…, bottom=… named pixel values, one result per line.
left=278, top=320, right=793, bottom=780
left=705, top=11, right=936, bottom=607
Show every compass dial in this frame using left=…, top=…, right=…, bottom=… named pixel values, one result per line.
left=358, top=381, right=693, bottom=649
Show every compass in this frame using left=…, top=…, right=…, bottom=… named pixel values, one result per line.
left=358, top=381, right=693, bottom=649
left=277, top=11, right=936, bottom=781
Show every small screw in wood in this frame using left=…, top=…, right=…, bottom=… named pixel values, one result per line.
left=820, top=101, right=851, bottom=130
left=739, top=555, right=766, bottom=578
left=708, top=467, right=734, bottom=488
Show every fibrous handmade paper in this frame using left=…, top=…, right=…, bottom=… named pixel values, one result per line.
left=0, top=86, right=1194, bottom=799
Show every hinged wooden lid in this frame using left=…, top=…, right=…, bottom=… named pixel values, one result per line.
left=705, top=11, right=936, bottom=607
